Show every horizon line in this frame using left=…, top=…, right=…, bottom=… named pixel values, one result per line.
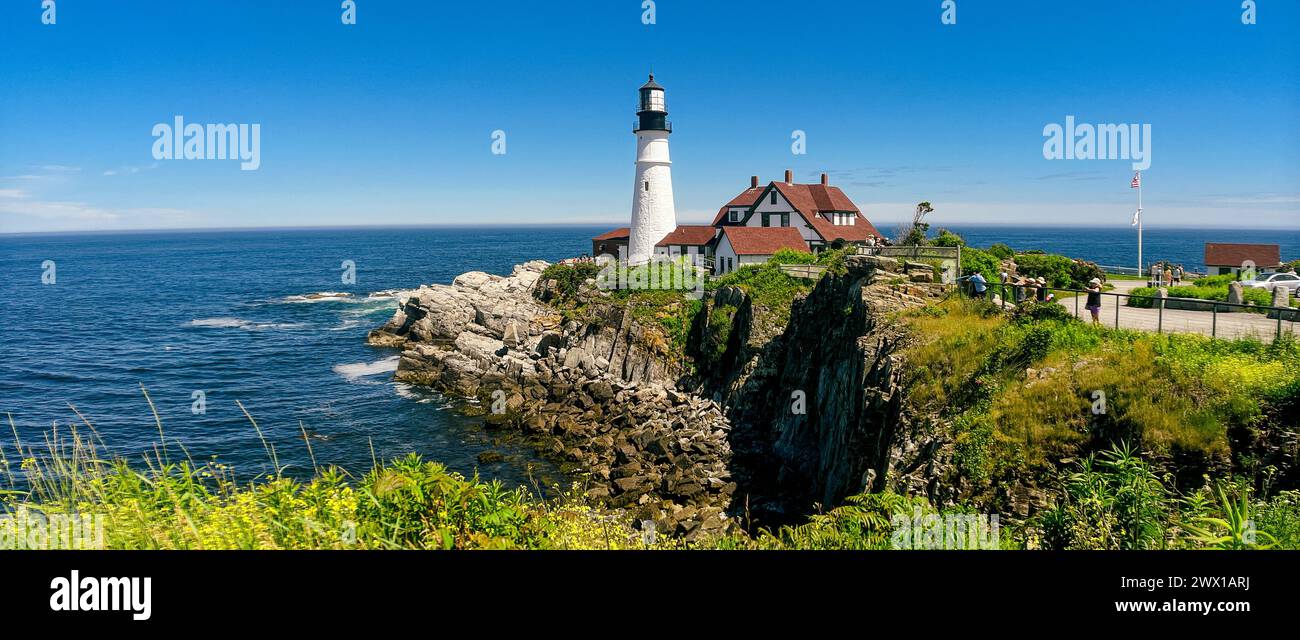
left=3, top=221, right=1299, bottom=238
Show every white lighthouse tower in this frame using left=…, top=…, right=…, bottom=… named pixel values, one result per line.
left=627, top=73, right=677, bottom=265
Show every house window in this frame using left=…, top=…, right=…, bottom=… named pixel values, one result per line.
left=780, top=213, right=790, bottom=227
left=770, top=191, right=777, bottom=205
left=729, top=210, right=741, bottom=222
left=644, top=181, right=649, bottom=191
left=761, top=213, right=769, bottom=227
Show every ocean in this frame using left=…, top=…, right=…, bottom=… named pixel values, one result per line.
left=1, top=225, right=1296, bottom=487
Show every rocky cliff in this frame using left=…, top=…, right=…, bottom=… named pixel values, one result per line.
left=687, top=257, right=952, bottom=524
left=369, top=256, right=951, bottom=534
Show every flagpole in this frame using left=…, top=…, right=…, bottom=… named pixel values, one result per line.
left=1136, top=171, right=1143, bottom=279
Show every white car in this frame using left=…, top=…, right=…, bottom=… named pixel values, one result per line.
left=1245, top=272, right=1300, bottom=292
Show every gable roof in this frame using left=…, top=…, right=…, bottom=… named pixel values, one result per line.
left=771, top=182, right=882, bottom=243
left=719, top=226, right=807, bottom=255
left=655, top=225, right=716, bottom=247
left=711, top=180, right=883, bottom=243
left=1204, top=242, right=1282, bottom=267
left=592, top=227, right=630, bottom=241
left=711, top=186, right=767, bottom=224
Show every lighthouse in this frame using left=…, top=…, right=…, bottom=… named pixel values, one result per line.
left=627, top=73, right=677, bottom=265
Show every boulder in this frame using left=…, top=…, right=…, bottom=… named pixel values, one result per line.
left=1273, top=286, right=1290, bottom=308
left=1227, top=281, right=1245, bottom=306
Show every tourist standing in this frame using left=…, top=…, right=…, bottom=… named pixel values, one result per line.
left=1150, top=262, right=1162, bottom=288
left=968, top=272, right=988, bottom=299
left=1084, top=277, right=1103, bottom=325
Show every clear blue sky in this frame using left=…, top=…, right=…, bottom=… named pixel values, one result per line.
left=1, top=0, right=1297, bottom=233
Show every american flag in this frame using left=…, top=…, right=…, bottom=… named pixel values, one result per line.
left=1131, top=171, right=1141, bottom=188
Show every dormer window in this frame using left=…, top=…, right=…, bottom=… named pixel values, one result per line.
left=728, top=209, right=741, bottom=222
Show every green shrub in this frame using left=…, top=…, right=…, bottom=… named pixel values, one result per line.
left=1014, top=252, right=1077, bottom=288
left=1010, top=300, right=1077, bottom=325
left=708, top=262, right=811, bottom=326
left=703, top=304, right=736, bottom=362
left=931, top=228, right=965, bottom=247
left=1194, top=274, right=1235, bottom=287
left=1036, top=444, right=1172, bottom=550
left=538, top=262, right=602, bottom=302
left=771, top=247, right=816, bottom=264
left=960, top=247, right=1001, bottom=284
left=1127, top=283, right=1274, bottom=312
left=815, top=246, right=856, bottom=276
left=988, top=243, right=1015, bottom=260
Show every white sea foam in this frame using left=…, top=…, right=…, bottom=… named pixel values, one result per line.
left=282, top=292, right=354, bottom=303
left=329, top=319, right=365, bottom=331
left=188, top=318, right=307, bottom=331
left=333, top=356, right=399, bottom=380
left=189, top=317, right=250, bottom=329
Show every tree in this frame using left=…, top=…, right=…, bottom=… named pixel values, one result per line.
left=895, top=202, right=933, bottom=246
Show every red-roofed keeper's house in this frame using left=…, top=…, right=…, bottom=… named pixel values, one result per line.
left=590, top=170, right=884, bottom=274
left=713, top=171, right=883, bottom=251
left=713, top=226, right=807, bottom=274
left=654, top=224, right=717, bottom=260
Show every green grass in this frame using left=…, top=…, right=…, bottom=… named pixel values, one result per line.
left=1, top=400, right=679, bottom=550
left=706, top=262, right=812, bottom=328
left=900, top=299, right=1300, bottom=489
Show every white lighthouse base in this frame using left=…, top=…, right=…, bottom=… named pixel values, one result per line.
left=627, top=130, right=677, bottom=265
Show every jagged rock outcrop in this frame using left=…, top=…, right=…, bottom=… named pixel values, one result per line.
left=689, top=256, right=950, bottom=524
left=369, top=261, right=731, bottom=538
left=370, top=254, right=952, bottom=533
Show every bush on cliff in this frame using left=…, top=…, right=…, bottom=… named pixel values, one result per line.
left=707, top=262, right=811, bottom=327
left=538, top=262, right=602, bottom=302
left=1013, top=252, right=1102, bottom=289
left=959, top=246, right=1001, bottom=285
left=771, top=248, right=816, bottom=264
left=988, top=242, right=1015, bottom=260
left=931, top=228, right=965, bottom=247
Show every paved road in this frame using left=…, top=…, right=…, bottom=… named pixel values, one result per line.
left=1001, top=281, right=1297, bottom=341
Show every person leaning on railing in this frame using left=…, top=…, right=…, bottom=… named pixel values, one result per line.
left=1035, top=277, right=1051, bottom=302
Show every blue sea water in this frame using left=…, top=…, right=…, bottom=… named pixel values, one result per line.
left=0, top=227, right=611, bottom=488
left=1, top=224, right=1296, bottom=488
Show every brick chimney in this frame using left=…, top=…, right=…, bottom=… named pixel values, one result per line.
left=784, top=169, right=793, bottom=183
left=820, top=173, right=829, bottom=185
left=751, top=175, right=759, bottom=188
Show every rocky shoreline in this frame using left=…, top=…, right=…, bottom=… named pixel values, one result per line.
left=368, top=255, right=951, bottom=536
left=368, top=262, right=736, bottom=538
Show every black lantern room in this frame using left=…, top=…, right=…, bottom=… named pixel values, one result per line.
left=634, top=74, right=671, bottom=133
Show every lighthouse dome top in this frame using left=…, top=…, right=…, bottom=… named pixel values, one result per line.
left=639, top=73, right=664, bottom=91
